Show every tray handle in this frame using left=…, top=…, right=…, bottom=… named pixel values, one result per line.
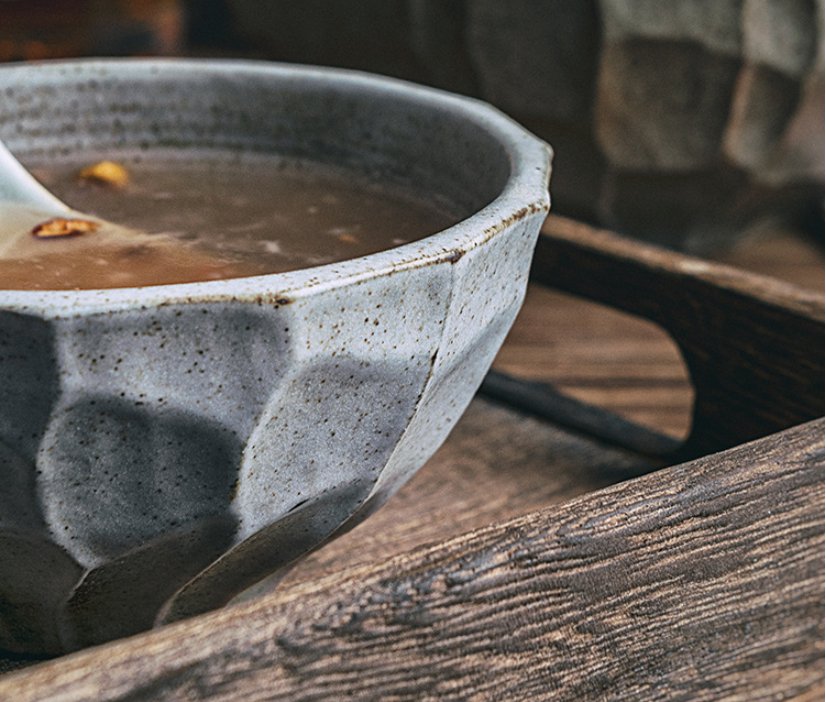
left=485, top=215, right=824, bottom=461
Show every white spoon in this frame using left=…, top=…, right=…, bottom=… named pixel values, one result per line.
left=0, top=139, right=146, bottom=257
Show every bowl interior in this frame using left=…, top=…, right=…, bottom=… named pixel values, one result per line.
left=0, top=61, right=511, bottom=226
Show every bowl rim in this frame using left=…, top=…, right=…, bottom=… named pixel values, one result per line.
left=0, top=58, right=552, bottom=318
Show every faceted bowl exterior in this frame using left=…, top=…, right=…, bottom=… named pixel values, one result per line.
left=0, top=60, right=551, bottom=654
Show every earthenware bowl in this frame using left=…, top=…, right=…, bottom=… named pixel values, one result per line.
left=0, top=59, right=551, bottom=654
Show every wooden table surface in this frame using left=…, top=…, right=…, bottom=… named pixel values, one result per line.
left=495, top=225, right=824, bottom=438
left=280, top=221, right=823, bottom=587
left=1, top=220, right=822, bottom=700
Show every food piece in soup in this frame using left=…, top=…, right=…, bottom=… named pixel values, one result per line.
left=78, top=160, right=130, bottom=189
left=31, top=217, right=100, bottom=238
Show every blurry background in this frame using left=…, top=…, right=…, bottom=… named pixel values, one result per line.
left=0, top=0, right=823, bottom=253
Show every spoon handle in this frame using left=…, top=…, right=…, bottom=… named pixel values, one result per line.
left=0, top=140, right=70, bottom=213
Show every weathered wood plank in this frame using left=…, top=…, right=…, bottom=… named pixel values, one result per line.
left=492, top=222, right=823, bottom=442
left=494, top=284, right=695, bottom=439
left=2, top=420, right=821, bottom=701
left=527, top=215, right=824, bottom=458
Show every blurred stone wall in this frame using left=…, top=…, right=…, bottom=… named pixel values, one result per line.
left=216, top=0, right=824, bottom=250
left=0, top=0, right=184, bottom=60
left=2, top=0, right=822, bottom=250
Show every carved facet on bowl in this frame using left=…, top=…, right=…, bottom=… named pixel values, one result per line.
left=0, top=59, right=552, bottom=654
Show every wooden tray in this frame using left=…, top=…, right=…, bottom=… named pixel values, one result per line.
left=1, top=217, right=822, bottom=701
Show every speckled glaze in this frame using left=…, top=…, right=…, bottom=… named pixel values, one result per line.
left=0, top=59, right=551, bottom=654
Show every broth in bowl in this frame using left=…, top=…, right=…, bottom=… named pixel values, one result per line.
left=1, top=151, right=461, bottom=290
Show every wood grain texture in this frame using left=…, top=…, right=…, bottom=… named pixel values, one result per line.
left=1, top=420, right=822, bottom=701
left=280, top=399, right=656, bottom=586
left=0, top=400, right=656, bottom=677
left=492, top=222, right=823, bottom=442
left=1, top=219, right=820, bottom=693
left=494, top=285, right=696, bottom=439
left=526, top=215, right=824, bottom=458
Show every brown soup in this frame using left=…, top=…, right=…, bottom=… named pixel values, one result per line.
left=0, top=151, right=461, bottom=290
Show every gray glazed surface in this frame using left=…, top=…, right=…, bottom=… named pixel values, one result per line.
left=0, top=59, right=551, bottom=654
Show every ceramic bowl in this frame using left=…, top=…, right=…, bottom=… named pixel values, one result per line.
left=0, top=59, right=551, bottom=654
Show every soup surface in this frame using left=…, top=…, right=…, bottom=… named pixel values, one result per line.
left=0, top=151, right=461, bottom=290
